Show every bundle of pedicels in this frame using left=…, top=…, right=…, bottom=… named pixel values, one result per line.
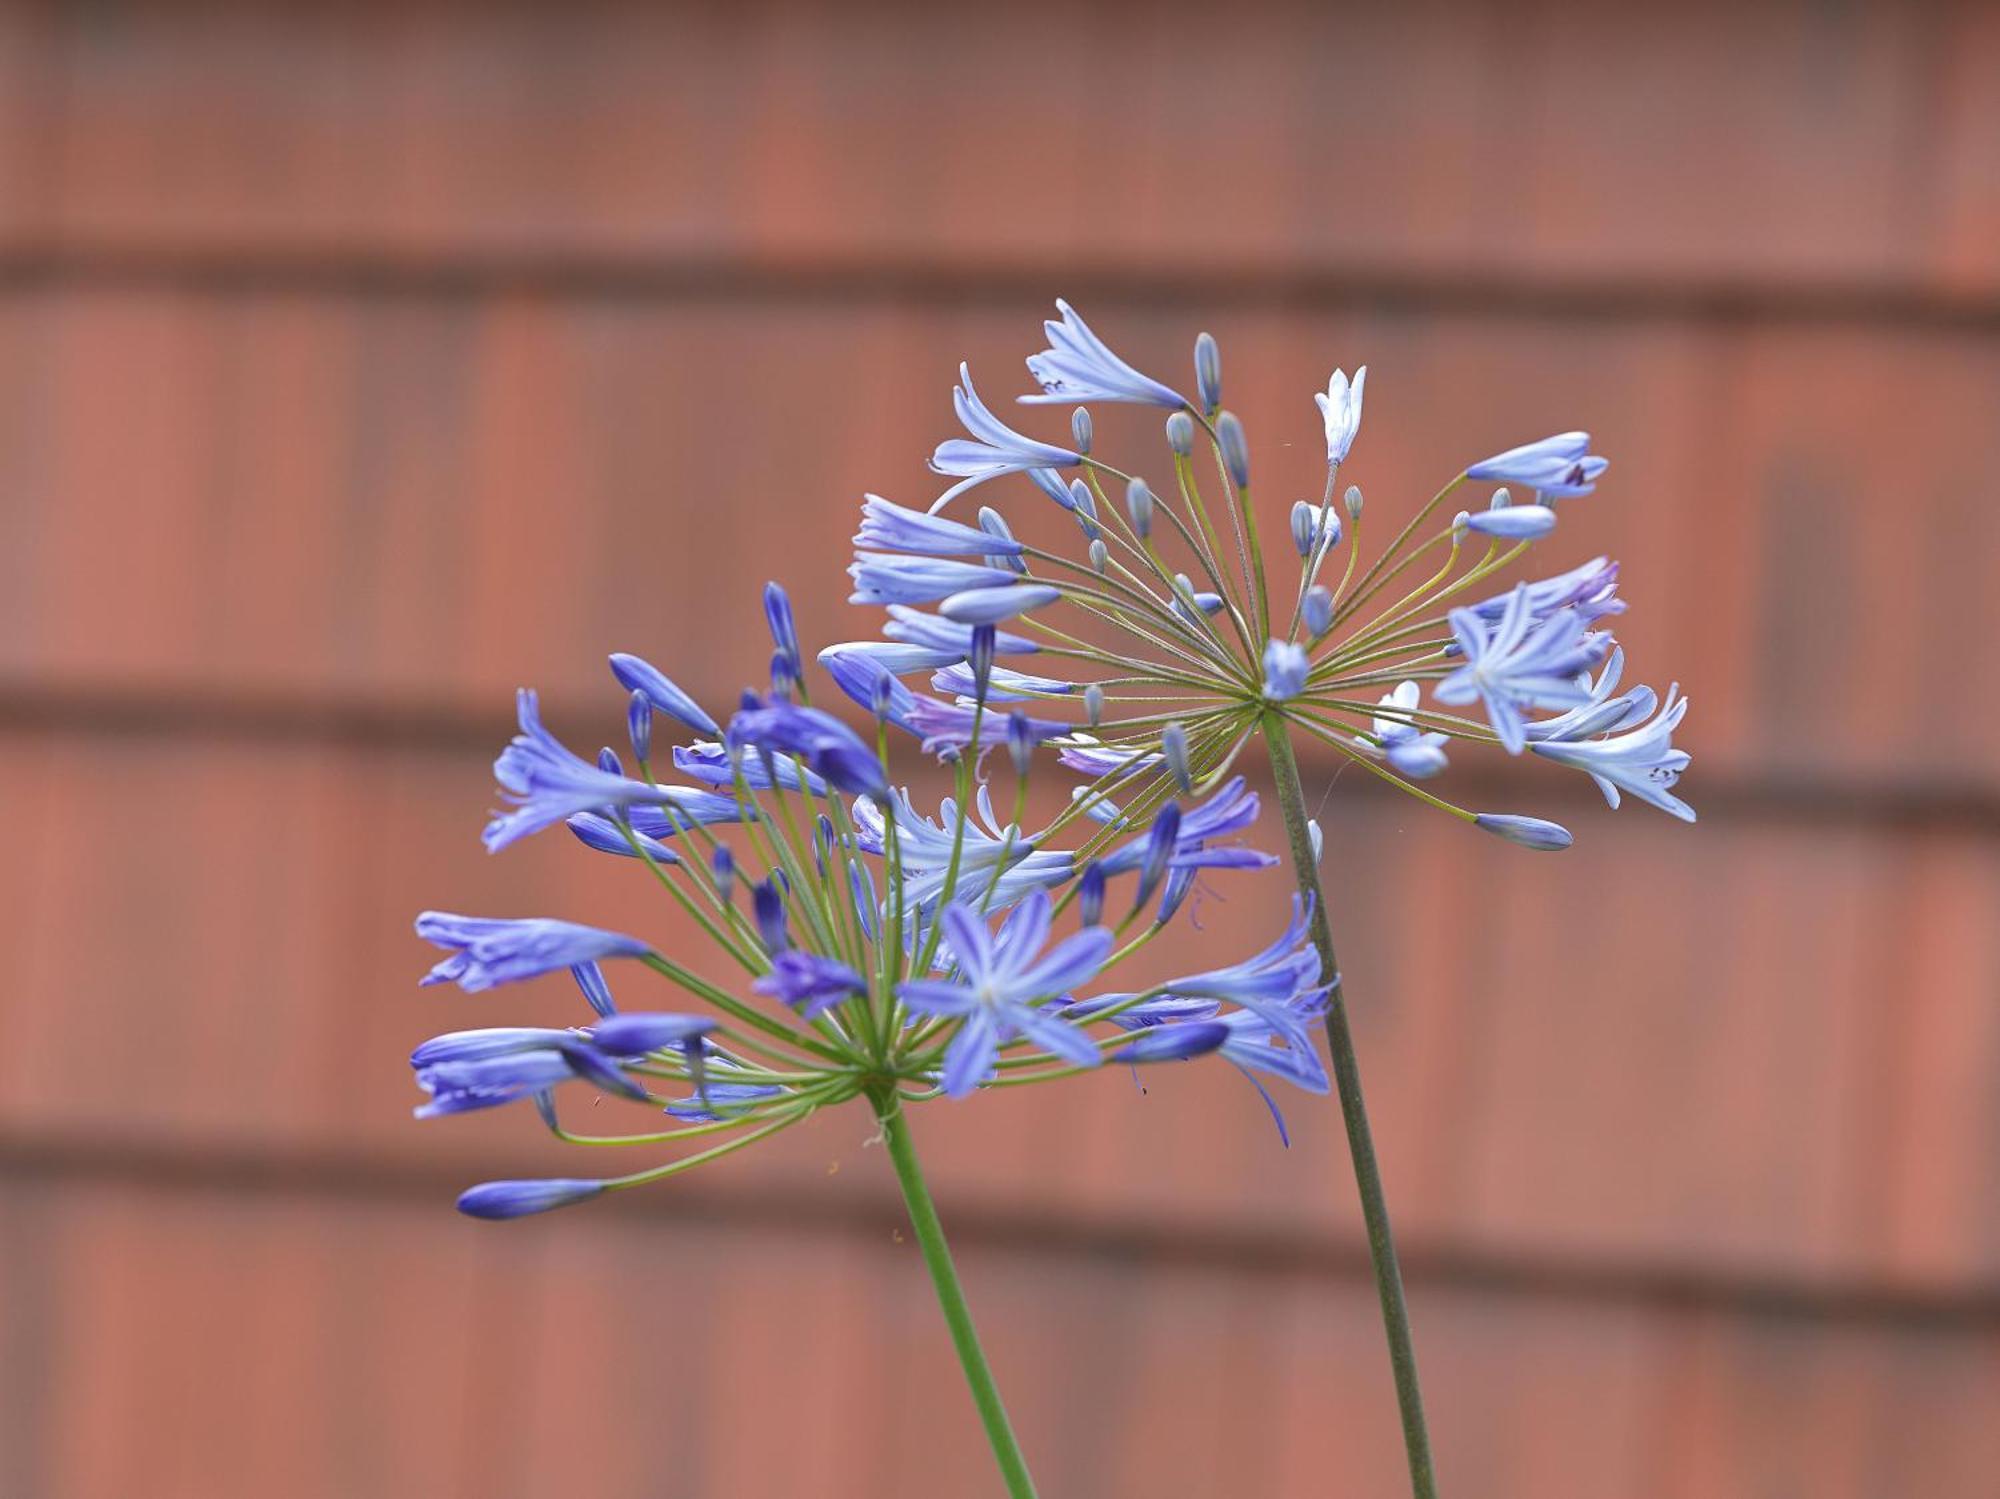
left=412, top=303, right=1691, bottom=1499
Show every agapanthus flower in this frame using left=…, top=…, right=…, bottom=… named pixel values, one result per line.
left=1532, top=685, right=1695, bottom=822
left=823, top=299, right=1692, bottom=863
left=1315, top=366, right=1366, bottom=465
left=929, top=366, right=1082, bottom=510
left=417, top=913, right=651, bottom=993
left=484, top=689, right=689, bottom=852
left=1466, top=431, right=1608, bottom=498
left=855, top=494, right=1025, bottom=557
left=1018, top=299, right=1187, bottom=409
left=416, top=583, right=1332, bottom=1231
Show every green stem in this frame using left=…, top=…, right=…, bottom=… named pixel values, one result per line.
left=868, top=1085, right=1038, bottom=1499
left=1258, top=711, right=1440, bottom=1499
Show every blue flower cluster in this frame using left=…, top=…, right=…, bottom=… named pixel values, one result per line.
left=413, top=589, right=1328, bottom=1219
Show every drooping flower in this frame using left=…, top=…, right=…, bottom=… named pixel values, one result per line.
left=1018, top=300, right=1187, bottom=408
left=1315, top=366, right=1366, bottom=465
left=930, top=366, right=1082, bottom=511
left=1533, top=685, right=1695, bottom=822
left=897, top=890, right=1111, bottom=1096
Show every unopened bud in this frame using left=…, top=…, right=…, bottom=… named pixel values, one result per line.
left=1194, top=331, right=1222, bottom=413
left=1084, top=683, right=1105, bottom=727
left=1162, top=720, right=1192, bottom=793
left=1126, top=477, right=1155, bottom=540
left=1071, top=406, right=1093, bottom=453
left=1215, top=412, right=1250, bottom=488
left=1165, top=410, right=1196, bottom=457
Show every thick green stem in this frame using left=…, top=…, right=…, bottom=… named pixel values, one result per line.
left=1259, top=712, right=1440, bottom=1499
left=869, top=1086, right=1039, bottom=1499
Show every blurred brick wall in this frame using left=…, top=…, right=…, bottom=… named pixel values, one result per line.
left=2, top=1, right=1998, bottom=1495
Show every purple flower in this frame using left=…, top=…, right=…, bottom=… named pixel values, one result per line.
left=1018, top=300, right=1187, bottom=408
left=938, top=583, right=1061, bottom=625
left=821, top=644, right=920, bottom=731
left=1436, top=586, right=1610, bottom=754
left=1473, top=813, right=1573, bottom=850
left=904, top=695, right=1069, bottom=759
left=753, top=951, right=868, bottom=1019
left=930, top=365, right=1082, bottom=511
left=1466, top=556, right=1624, bottom=628
left=929, top=661, right=1073, bottom=702
left=725, top=698, right=888, bottom=800
left=1466, top=431, right=1608, bottom=498
left=897, top=890, right=1111, bottom=1096
left=1159, top=895, right=1325, bottom=1038
left=609, top=653, right=718, bottom=736
left=1262, top=639, right=1310, bottom=701
left=485, top=689, right=688, bottom=852
left=566, top=813, right=681, bottom=862
left=673, top=740, right=828, bottom=796
left=416, top=912, right=651, bottom=993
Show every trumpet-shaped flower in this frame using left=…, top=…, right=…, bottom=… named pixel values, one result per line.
left=726, top=697, right=888, bottom=799
left=849, top=553, right=1023, bottom=607
left=1315, top=366, right=1366, bottom=465
left=930, top=366, right=1081, bottom=511
left=417, top=912, right=651, bottom=993
left=856, top=494, right=1025, bottom=557
left=1466, top=431, right=1608, bottom=498
left=1018, top=300, right=1187, bottom=408
left=485, top=689, right=689, bottom=852
left=1533, top=685, right=1695, bottom=821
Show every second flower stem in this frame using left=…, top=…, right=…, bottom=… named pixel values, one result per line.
left=1260, top=711, right=1440, bottom=1499
left=868, top=1084, right=1039, bottom=1499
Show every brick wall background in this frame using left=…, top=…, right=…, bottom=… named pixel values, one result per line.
left=1, top=2, right=1997, bottom=1495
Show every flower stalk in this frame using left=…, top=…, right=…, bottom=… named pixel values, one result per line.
left=1260, top=710, right=1437, bottom=1499
left=869, top=1083, right=1039, bottom=1499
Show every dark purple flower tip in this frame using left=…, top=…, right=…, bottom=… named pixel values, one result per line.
left=610, top=653, right=719, bottom=736
left=457, top=1178, right=606, bottom=1220
left=753, top=880, right=788, bottom=954
left=1112, top=1021, right=1231, bottom=1064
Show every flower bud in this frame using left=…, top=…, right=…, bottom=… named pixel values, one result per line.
left=1126, top=477, right=1155, bottom=540
left=1112, top=1021, right=1229, bottom=1064
left=1133, top=803, right=1182, bottom=912
left=753, top=879, right=789, bottom=953
left=1165, top=410, right=1196, bottom=456
left=1071, top=406, right=1093, bottom=453
left=710, top=845, right=736, bottom=904
left=1084, top=683, right=1105, bottom=727
left=1068, top=478, right=1101, bottom=540
left=458, top=1179, right=606, bottom=1220
left=978, top=506, right=1027, bottom=574
left=1290, top=500, right=1316, bottom=557
left=597, top=746, right=624, bottom=776
left=1215, top=412, right=1250, bottom=488
left=1077, top=860, right=1107, bottom=928
left=1162, top=721, right=1192, bottom=793
left=969, top=623, right=996, bottom=700
left=1007, top=710, right=1035, bottom=778
left=1308, top=819, right=1323, bottom=865
left=571, top=960, right=617, bottom=1017
left=626, top=689, right=652, bottom=765
left=1303, top=585, right=1334, bottom=639
left=763, top=581, right=802, bottom=677
left=1089, top=538, right=1108, bottom=574
left=1344, top=484, right=1364, bottom=521
left=1474, top=813, right=1573, bottom=851
left=1194, top=331, right=1222, bottom=412
left=769, top=648, right=798, bottom=699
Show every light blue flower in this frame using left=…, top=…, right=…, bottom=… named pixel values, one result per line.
left=1055, top=737, right=1162, bottom=780
left=485, top=689, right=686, bottom=852
left=1436, top=585, right=1609, bottom=754
left=820, top=644, right=920, bottom=730
left=849, top=552, right=1022, bottom=607
left=930, top=365, right=1082, bottom=511
left=1466, top=431, right=1607, bottom=498
left=875, top=605, right=1043, bottom=670
left=1465, top=556, right=1624, bottom=627
left=1533, top=685, right=1694, bottom=822
left=856, top=494, right=1026, bottom=557
left=897, top=890, right=1111, bottom=1097
left=930, top=661, right=1074, bottom=703
left=1262, top=639, right=1310, bottom=701
left=416, top=912, right=651, bottom=993
left=938, top=582, right=1062, bottom=625
left=1158, top=895, right=1323, bottom=1033
left=1460, top=503, right=1557, bottom=539
left=1018, top=299, right=1187, bottom=408
left=1315, top=366, right=1366, bottom=465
